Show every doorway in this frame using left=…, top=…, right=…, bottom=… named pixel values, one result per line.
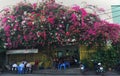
left=55, top=45, right=80, bottom=67
left=0, top=52, right=6, bottom=65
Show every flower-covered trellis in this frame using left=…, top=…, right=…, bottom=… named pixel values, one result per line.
left=0, top=0, right=120, bottom=49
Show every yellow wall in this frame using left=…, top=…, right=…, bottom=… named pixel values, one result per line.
left=79, top=45, right=96, bottom=60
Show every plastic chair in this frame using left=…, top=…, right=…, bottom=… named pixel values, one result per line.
left=58, top=63, right=66, bottom=70
left=64, top=62, right=70, bottom=68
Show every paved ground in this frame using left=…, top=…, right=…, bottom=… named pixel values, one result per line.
left=0, top=74, right=103, bottom=76
left=0, top=74, right=120, bottom=76
left=0, top=68, right=120, bottom=76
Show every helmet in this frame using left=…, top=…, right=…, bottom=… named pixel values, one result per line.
left=98, top=63, right=101, bottom=65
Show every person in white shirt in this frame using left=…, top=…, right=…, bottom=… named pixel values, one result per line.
left=12, top=63, right=18, bottom=71
left=26, top=63, right=32, bottom=73
left=26, top=63, right=31, bottom=68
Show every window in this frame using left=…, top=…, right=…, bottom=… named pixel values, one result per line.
left=111, top=5, right=120, bottom=24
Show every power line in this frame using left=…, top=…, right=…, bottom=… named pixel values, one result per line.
left=98, top=6, right=120, bottom=20
left=104, top=14, right=120, bottom=20
left=97, top=9, right=120, bottom=16
left=85, top=4, right=120, bottom=15
left=86, top=6, right=120, bottom=20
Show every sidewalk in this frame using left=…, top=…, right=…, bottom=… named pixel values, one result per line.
left=1, top=68, right=119, bottom=75
left=32, top=68, right=120, bottom=75
left=33, top=68, right=82, bottom=75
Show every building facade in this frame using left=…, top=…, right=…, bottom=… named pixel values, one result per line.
left=0, top=0, right=120, bottom=68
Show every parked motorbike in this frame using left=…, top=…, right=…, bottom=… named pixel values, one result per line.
left=115, top=61, right=120, bottom=73
left=80, top=63, right=85, bottom=74
left=0, top=66, right=3, bottom=73
left=95, top=63, right=104, bottom=75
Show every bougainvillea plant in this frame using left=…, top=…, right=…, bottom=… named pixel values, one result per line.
left=0, top=0, right=120, bottom=49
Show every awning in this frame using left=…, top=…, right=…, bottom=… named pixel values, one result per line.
left=6, top=49, right=38, bottom=54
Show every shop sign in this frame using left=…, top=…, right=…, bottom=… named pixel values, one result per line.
left=6, top=49, right=38, bottom=54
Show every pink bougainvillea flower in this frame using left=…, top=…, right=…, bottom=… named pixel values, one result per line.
left=71, top=13, right=77, bottom=22
left=24, top=35, right=28, bottom=41
left=47, top=17, right=55, bottom=24
left=40, top=15, right=46, bottom=22
left=31, top=12, right=36, bottom=15
left=80, top=8, right=87, bottom=16
left=2, top=17, right=8, bottom=23
left=13, top=25, right=17, bottom=31
left=56, top=36, right=61, bottom=41
left=43, top=31, right=46, bottom=40
left=4, top=8, right=10, bottom=12
left=4, top=25, right=11, bottom=32
left=66, top=32, right=70, bottom=36
left=72, top=5, right=80, bottom=12
left=17, top=35, right=21, bottom=39
left=7, top=38, right=11, bottom=43
left=5, top=32, right=10, bottom=37
left=37, top=31, right=41, bottom=37
left=32, top=3, right=37, bottom=9
left=40, top=31, right=47, bottom=40
left=27, top=21, right=33, bottom=26
left=41, top=10, right=45, bottom=15
left=9, top=15, right=15, bottom=21
left=88, top=29, right=96, bottom=35
left=0, top=14, right=3, bottom=19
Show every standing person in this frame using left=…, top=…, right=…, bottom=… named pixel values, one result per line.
left=34, top=60, right=39, bottom=70
left=18, top=62, right=24, bottom=74
left=19, top=62, right=24, bottom=69
left=22, top=60, right=27, bottom=74
left=53, top=57, right=58, bottom=69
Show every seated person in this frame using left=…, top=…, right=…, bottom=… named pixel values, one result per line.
left=12, top=63, right=18, bottom=71
left=26, top=62, right=32, bottom=73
